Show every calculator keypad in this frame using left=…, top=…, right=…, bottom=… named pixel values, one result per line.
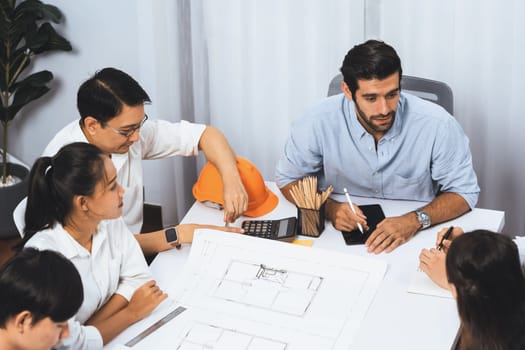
left=242, top=220, right=276, bottom=239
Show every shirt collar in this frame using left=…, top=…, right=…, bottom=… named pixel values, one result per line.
left=344, top=98, right=368, bottom=140
left=111, top=153, right=128, bottom=173
left=385, top=93, right=405, bottom=140
left=91, top=221, right=109, bottom=255
left=49, top=224, right=88, bottom=259
left=73, top=120, right=90, bottom=143
left=51, top=222, right=108, bottom=259
left=344, top=93, right=406, bottom=141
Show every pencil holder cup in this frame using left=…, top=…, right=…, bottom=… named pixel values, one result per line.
left=296, top=203, right=326, bottom=237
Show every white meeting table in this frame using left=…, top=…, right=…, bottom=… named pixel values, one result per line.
left=115, top=182, right=504, bottom=350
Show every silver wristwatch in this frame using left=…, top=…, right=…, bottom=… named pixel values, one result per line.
left=415, top=209, right=431, bottom=229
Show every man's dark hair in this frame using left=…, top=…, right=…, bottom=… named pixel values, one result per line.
left=0, top=248, right=83, bottom=327
left=77, top=67, right=151, bottom=124
left=340, top=40, right=402, bottom=98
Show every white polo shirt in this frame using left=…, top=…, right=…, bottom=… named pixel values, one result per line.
left=43, top=119, right=206, bottom=233
left=25, top=218, right=151, bottom=349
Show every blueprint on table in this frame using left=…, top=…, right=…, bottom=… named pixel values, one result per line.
left=121, top=229, right=387, bottom=350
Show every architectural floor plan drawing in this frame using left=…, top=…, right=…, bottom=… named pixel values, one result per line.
left=213, top=261, right=323, bottom=316
left=115, top=230, right=387, bottom=350
left=116, top=306, right=332, bottom=349
left=178, top=322, right=288, bottom=350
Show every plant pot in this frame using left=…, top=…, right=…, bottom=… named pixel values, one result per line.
left=0, top=163, right=29, bottom=239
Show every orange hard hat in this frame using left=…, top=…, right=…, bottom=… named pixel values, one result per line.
left=192, top=157, right=278, bottom=217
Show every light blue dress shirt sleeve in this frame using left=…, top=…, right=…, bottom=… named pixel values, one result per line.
left=275, top=110, right=325, bottom=184
left=427, top=113, right=480, bottom=208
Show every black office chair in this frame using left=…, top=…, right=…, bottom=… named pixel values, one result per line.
left=327, top=73, right=454, bottom=114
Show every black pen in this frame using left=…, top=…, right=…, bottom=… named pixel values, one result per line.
left=437, top=226, right=454, bottom=251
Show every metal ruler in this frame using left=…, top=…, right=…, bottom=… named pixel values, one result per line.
left=125, top=306, right=187, bottom=347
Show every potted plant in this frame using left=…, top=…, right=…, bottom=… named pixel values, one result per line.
left=0, top=0, right=72, bottom=238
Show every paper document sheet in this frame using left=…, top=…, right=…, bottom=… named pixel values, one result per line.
left=407, top=269, right=453, bottom=298
left=123, top=230, right=387, bottom=349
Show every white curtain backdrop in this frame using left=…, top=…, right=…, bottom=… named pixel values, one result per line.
left=159, top=0, right=523, bottom=234
left=370, top=0, right=525, bottom=235
left=188, top=0, right=365, bottom=179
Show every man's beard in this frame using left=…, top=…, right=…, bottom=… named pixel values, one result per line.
left=354, top=100, right=396, bottom=134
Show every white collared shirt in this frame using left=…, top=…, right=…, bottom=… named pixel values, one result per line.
left=43, top=119, right=206, bottom=233
left=25, top=218, right=151, bottom=349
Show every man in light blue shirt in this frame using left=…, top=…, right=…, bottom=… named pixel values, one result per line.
left=276, top=40, right=479, bottom=254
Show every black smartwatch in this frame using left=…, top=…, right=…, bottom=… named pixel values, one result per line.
left=165, top=227, right=179, bottom=245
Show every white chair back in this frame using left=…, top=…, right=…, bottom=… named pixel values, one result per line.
left=13, top=197, right=27, bottom=238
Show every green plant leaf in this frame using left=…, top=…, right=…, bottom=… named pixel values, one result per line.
left=12, top=69, right=53, bottom=90
left=30, top=22, right=72, bottom=54
left=0, top=70, right=53, bottom=122
left=1, top=0, right=71, bottom=180
left=1, top=47, right=32, bottom=90
left=6, top=85, right=51, bottom=121
left=17, top=0, right=63, bottom=23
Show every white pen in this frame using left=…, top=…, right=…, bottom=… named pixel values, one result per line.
left=343, top=187, right=364, bottom=234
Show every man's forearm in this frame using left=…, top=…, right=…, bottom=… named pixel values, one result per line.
left=279, top=180, right=301, bottom=205
left=198, top=126, right=249, bottom=222
left=198, top=126, right=238, bottom=175
left=417, top=192, right=471, bottom=227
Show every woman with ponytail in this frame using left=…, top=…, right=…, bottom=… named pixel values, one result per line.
left=22, top=142, right=167, bottom=349
left=446, top=231, right=525, bottom=350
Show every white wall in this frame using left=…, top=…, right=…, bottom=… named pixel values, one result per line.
left=3, top=0, right=184, bottom=226
left=9, top=0, right=141, bottom=162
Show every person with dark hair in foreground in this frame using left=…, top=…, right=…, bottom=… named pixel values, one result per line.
left=276, top=40, right=479, bottom=254
left=42, top=67, right=246, bottom=256
left=0, top=248, right=83, bottom=350
left=446, top=231, right=525, bottom=350
left=22, top=142, right=167, bottom=349
left=420, top=226, right=525, bottom=289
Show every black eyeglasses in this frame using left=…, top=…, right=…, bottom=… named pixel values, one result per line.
left=105, top=114, right=149, bottom=137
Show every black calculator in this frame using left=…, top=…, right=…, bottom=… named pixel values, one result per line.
left=242, top=217, right=297, bottom=242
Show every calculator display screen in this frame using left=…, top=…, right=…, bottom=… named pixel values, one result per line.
left=277, top=222, right=288, bottom=238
